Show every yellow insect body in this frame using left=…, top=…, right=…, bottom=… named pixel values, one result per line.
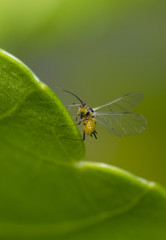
left=83, top=119, right=96, bottom=135
left=78, top=105, right=96, bottom=137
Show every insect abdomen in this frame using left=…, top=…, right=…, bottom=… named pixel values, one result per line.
left=84, top=119, right=96, bottom=135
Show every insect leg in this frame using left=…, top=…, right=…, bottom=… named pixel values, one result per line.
left=82, top=130, right=85, bottom=141
left=76, top=121, right=82, bottom=125
left=92, top=131, right=97, bottom=139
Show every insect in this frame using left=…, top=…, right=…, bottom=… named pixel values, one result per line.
left=57, top=87, right=147, bottom=141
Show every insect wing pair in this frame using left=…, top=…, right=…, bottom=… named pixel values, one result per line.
left=66, top=92, right=147, bottom=138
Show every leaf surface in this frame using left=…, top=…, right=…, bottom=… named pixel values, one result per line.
left=0, top=50, right=166, bottom=240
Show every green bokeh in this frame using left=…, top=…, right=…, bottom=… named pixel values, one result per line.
left=0, top=0, right=166, bottom=185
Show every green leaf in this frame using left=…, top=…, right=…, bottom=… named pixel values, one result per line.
left=0, top=49, right=85, bottom=162
left=0, top=49, right=166, bottom=240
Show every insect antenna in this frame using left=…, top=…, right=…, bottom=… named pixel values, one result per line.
left=55, top=86, right=85, bottom=105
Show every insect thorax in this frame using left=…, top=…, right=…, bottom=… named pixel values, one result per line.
left=78, top=105, right=95, bottom=119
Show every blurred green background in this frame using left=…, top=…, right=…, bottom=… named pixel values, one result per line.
left=0, top=0, right=165, bottom=186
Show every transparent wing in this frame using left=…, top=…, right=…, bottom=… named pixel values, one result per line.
left=65, top=104, right=80, bottom=111
left=93, top=92, right=144, bottom=112
left=95, top=112, right=147, bottom=136
left=65, top=104, right=80, bottom=119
